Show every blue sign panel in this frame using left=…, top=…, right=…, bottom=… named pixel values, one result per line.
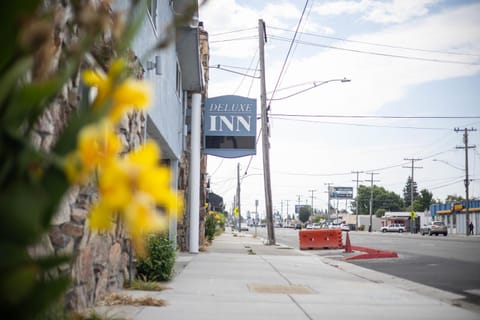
left=204, top=95, right=257, bottom=158
left=329, top=187, right=353, bottom=199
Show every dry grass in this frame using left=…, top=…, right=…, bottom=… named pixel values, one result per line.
left=125, top=278, right=171, bottom=291
left=98, top=293, right=168, bottom=307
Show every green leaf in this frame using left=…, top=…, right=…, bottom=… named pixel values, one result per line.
left=0, top=244, right=30, bottom=270
left=0, top=180, right=50, bottom=245
left=53, top=105, right=104, bottom=156
left=0, top=1, right=39, bottom=72
left=38, top=166, right=70, bottom=228
left=0, top=265, right=37, bottom=305
left=33, top=254, right=71, bottom=271
left=0, top=57, right=33, bottom=107
left=2, top=66, right=73, bottom=130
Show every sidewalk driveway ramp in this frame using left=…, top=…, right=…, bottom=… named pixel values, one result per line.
left=94, top=231, right=479, bottom=320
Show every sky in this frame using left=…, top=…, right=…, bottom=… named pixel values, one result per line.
left=198, top=0, right=480, bottom=219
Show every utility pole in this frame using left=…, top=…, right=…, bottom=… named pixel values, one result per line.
left=254, top=199, right=258, bottom=237
left=403, top=158, right=422, bottom=209
left=352, top=170, right=363, bottom=230
left=308, top=189, right=316, bottom=216
left=258, top=19, right=275, bottom=245
left=285, top=200, right=290, bottom=220
left=236, top=163, right=241, bottom=232
left=324, top=183, right=333, bottom=219
left=403, top=158, right=422, bottom=233
left=365, top=172, right=380, bottom=232
left=455, top=127, right=477, bottom=236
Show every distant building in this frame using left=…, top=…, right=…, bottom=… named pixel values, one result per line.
left=430, top=200, right=480, bottom=235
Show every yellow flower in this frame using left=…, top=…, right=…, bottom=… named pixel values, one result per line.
left=64, top=120, right=121, bottom=183
left=126, top=140, right=160, bottom=167
left=123, top=193, right=168, bottom=255
left=110, top=79, right=151, bottom=122
left=98, top=159, right=132, bottom=209
left=88, top=201, right=114, bottom=231
left=78, top=120, right=121, bottom=168
left=82, top=59, right=151, bottom=122
left=64, top=151, right=85, bottom=183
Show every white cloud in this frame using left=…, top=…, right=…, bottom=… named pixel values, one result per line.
left=313, top=0, right=441, bottom=24
left=200, top=1, right=480, bottom=213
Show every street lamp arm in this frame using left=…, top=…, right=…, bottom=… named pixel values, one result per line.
left=269, top=78, right=351, bottom=101
left=432, top=159, right=464, bottom=171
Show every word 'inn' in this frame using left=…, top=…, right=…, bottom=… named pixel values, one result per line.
left=209, top=115, right=252, bottom=132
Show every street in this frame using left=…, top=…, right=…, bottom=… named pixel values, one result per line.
left=247, top=227, right=480, bottom=306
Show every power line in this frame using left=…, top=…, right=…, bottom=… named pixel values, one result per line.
left=209, top=36, right=258, bottom=43
left=268, top=26, right=480, bottom=58
left=209, top=27, right=257, bottom=37
left=269, top=35, right=479, bottom=66
left=269, top=113, right=480, bottom=119
left=270, top=116, right=450, bottom=131
left=268, top=0, right=310, bottom=104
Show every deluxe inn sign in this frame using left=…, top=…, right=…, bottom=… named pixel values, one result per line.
left=204, top=95, right=257, bottom=158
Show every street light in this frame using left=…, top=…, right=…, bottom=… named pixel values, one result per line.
left=269, top=78, right=351, bottom=101
left=432, top=159, right=464, bottom=171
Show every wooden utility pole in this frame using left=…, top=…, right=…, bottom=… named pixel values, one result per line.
left=455, top=127, right=476, bottom=235
left=308, top=189, right=316, bottom=216
left=258, top=19, right=275, bottom=245
left=324, top=183, right=333, bottom=218
left=365, top=172, right=380, bottom=232
left=236, top=163, right=241, bottom=232
left=403, top=158, right=422, bottom=209
left=352, top=170, right=363, bottom=230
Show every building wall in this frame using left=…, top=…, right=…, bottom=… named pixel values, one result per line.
left=124, top=0, right=185, bottom=160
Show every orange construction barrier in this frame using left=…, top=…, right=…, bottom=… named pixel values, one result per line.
left=299, top=229, right=343, bottom=250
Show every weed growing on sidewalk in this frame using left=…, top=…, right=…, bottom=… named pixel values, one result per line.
left=124, top=277, right=171, bottom=292
left=98, top=293, right=167, bottom=307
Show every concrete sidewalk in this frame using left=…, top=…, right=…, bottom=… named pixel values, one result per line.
left=95, top=230, right=479, bottom=319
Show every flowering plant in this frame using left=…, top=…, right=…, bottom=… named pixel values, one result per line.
left=0, top=0, right=189, bottom=318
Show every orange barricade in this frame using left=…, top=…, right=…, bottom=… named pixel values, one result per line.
left=299, top=229, right=343, bottom=250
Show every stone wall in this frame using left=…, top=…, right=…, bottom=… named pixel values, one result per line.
left=27, top=0, right=147, bottom=311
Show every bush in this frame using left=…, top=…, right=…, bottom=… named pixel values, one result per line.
left=136, top=234, right=176, bottom=282
left=205, top=213, right=216, bottom=241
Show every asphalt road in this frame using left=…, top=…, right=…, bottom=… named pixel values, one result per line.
left=248, top=227, right=480, bottom=306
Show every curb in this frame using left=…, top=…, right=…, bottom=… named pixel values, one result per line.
left=344, top=245, right=399, bottom=260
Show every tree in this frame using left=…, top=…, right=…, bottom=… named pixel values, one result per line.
left=351, top=185, right=405, bottom=215
left=375, top=208, right=386, bottom=218
left=445, top=194, right=464, bottom=203
left=298, top=205, right=312, bottom=223
left=403, top=176, right=419, bottom=207
left=413, top=189, right=434, bottom=212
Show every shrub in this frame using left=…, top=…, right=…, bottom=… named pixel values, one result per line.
left=205, top=212, right=216, bottom=241
left=136, top=234, right=176, bottom=282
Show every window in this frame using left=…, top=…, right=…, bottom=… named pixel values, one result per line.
left=176, top=60, right=182, bottom=98
left=147, top=0, right=157, bottom=29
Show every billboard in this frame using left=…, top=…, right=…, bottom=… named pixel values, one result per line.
left=204, top=95, right=257, bottom=158
left=330, top=187, right=353, bottom=199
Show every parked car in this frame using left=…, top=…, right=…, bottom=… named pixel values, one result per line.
left=305, top=224, right=313, bottom=229
left=420, top=221, right=448, bottom=236
left=294, top=223, right=302, bottom=230
left=380, top=224, right=406, bottom=233
left=312, top=223, right=321, bottom=229
left=341, top=224, right=350, bottom=232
